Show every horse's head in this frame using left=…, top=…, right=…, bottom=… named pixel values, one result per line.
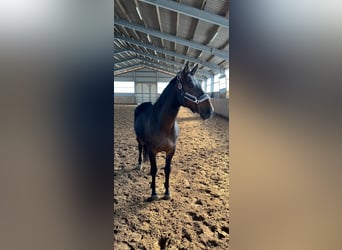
left=177, top=62, right=214, bottom=120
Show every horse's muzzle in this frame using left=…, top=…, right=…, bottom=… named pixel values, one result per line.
left=200, top=108, right=214, bottom=120
left=198, top=99, right=214, bottom=120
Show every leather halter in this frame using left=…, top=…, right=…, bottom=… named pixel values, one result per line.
left=177, top=76, right=210, bottom=105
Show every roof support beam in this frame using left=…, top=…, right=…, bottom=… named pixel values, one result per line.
left=113, top=48, right=128, bottom=55
left=140, top=57, right=178, bottom=70
left=115, top=19, right=228, bottom=60
left=174, top=4, right=179, bottom=59
left=140, top=57, right=206, bottom=79
left=138, top=0, right=229, bottom=28
left=114, top=34, right=221, bottom=72
left=115, top=58, right=177, bottom=73
left=155, top=6, right=165, bottom=49
left=114, top=60, right=141, bottom=70
left=114, top=59, right=205, bottom=80
left=115, top=0, right=142, bottom=40
left=114, top=56, right=139, bottom=65
left=126, top=48, right=211, bottom=77
left=184, top=0, right=207, bottom=57
left=142, top=61, right=204, bottom=81
left=114, top=63, right=144, bottom=74
left=143, top=64, right=175, bottom=76
left=115, top=57, right=204, bottom=80
left=143, top=61, right=178, bottom=73
left=114, top=62, right=175, bottom=78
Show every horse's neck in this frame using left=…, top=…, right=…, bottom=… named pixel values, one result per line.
left=154, top=85, right=180, bottom=132
left=159, top=103, right=180, bottom=131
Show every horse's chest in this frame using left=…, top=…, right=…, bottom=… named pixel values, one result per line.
left=150, top=135, right=176, bottom=152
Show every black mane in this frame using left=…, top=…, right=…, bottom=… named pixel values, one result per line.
left=153, top=76, right=177, bottom=110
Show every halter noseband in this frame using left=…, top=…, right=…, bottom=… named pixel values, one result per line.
left=177, top=76, right=210, bottom=105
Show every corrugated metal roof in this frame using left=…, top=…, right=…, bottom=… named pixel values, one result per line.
left=114, top=0, right=229, bottom=77
left=204, top=0, right=229, bottom=16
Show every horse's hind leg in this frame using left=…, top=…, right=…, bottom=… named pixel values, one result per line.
left=147, top=151, right=159, bottom=201
left=135, top=140, right=143, bottom=171
left=163, top=147, right=176, bottom=200
left=143, top=145, right=149, bottom=163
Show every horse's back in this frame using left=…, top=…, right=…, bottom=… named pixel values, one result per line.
left=134, top=102, right=153, bottom=119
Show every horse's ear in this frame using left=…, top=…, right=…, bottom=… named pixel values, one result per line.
left=183, top=61, right=190, bottom=74
left=191, top=64, right=198, bottom=75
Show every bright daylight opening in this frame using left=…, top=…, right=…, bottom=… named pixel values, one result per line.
left=157, top=82, right=168, bottom=94
left=114, top=81, right=135, bottom=93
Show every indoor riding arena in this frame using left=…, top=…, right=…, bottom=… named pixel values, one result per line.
left=114, top=0, right=229, bottom=249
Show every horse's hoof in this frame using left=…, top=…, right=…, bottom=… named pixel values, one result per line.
left=146, top=195, right=159, bottom=202
left=135, top=164, right=142, bottom=171
left=163, top=194, right=171, bottom=200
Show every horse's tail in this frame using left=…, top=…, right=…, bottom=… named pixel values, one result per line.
left=143, top=146, right=149, bottom=163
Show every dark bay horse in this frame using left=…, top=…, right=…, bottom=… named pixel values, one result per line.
left=134, top=62, right=214, bottom=201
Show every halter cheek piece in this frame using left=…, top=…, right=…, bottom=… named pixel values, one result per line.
left=177, top=76, right=210, bottom=105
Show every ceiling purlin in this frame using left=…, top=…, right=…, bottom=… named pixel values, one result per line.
left=114, top=0, right=228, bottom=76
left=184, top=0, right=207, bottom=69
left=125, top=48, right=210, bottom=76
left=114, top=34, right=220, bottom=72
left=114, top=63, right=144, bottom=74
left=155, top=6, right=165, bottom=52
left=115, top=56, right=205, bottom=80
left=204, top=10, right=229, bottom=64
left=115, top=0, right=142, bottom=40
left=174, top=0, right=180, bottom=62
left=115, top=19, right=228, bottom=60
left=138, top=0, right=229, bottom=28
left=114, top=55, right=138, bottom=65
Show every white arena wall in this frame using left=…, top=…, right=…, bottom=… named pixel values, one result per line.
left=211, top=98, right=229, bottom=119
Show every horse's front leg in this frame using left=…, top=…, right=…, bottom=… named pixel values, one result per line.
left=163, top=147, right=175, bottom=200
left=148, top=151, right=159, bottom=201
